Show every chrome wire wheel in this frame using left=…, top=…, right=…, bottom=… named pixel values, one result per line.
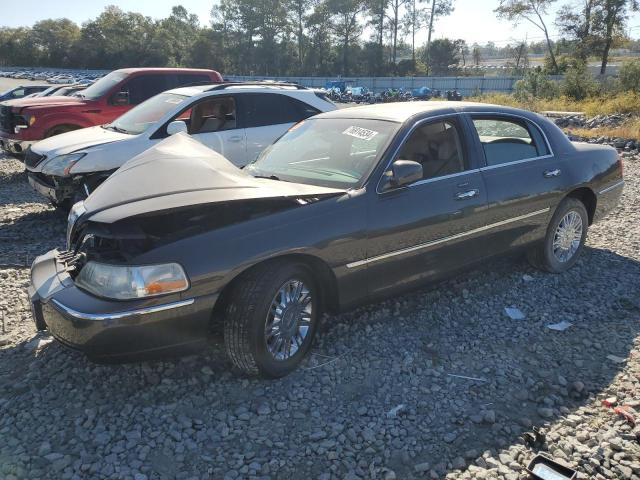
left=552, top=210, right=583, bottom=263
left=264, top=279, right=313, bottom=361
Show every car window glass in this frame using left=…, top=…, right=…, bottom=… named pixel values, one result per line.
left=246, top=118, right=400, bottom=189
left=12, top=88, right=25, bottom=98
left=121, top=75, right=169, bottom=105
left=189, top=97, right=237, bottom=134
left=472, top=118, right=546, bottom=166
left=176, top=74, right=211, bottom=86
left=397, top=120, right=466, bottom=180
left=242, top=93, right=317, bottom=128
left=111, top=93, right=189, bottom=135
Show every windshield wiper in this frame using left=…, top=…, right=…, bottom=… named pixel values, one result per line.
left=252, top=174, right=283, bottom=181
left=104, top=124, right=131, bottom=134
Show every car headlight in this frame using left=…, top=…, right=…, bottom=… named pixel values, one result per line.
left=67, top=200, right=86, bottom=249
left=75, top=262, right=189, bottom=300
left=41, top=153, right=86, bottom=176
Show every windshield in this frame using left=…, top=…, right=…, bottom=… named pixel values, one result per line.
left=108, top=93, right=188, bottom=135
left=79, top=71, right=126, bottom=100
left=245, top=118, right=400, bottom=189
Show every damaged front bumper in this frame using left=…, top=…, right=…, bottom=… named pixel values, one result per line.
left=28, top=249, right=218, bottom=361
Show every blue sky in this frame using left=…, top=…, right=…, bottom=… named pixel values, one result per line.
left=2, top=0, right=640, bottom=46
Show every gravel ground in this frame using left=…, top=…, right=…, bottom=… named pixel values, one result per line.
left=0, top=150, right=639, bottom=480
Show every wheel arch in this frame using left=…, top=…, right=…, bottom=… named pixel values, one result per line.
left=44, top=123, right=84, bottom=138
left=565, top=187, right=597, bottom=225
left=210, top=253, right=340, bottom=332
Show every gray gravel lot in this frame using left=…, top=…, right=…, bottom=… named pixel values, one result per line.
left=0, top=149, right=639, bottom=480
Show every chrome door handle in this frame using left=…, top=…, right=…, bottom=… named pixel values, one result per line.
left=543, top=169, right=561, bottom=178
left=228, top=136, right=242, bottom=142
left=455, top=189, right=479, bottom=200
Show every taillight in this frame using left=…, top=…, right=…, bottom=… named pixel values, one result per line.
left=618, top=156, right=624, bottom=177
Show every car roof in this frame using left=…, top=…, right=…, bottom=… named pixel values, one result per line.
left=166, top=84, right=318, bottom=98
left=116, top=67, right=218, bottom=73
left=314, top=101, right=543, bottom=123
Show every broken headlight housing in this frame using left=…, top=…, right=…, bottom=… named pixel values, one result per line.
left=75, top=262, right=189, bottom=300
left=67, top=200, right=86, bottom=250
left=41, top=153, right=86, bottom=176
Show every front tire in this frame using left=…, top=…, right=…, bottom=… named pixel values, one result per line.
left=223, top=261, right=319, bottom=378
left=527, top=198, right=588, bottom=273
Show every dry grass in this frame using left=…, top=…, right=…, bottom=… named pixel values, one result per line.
left=566, top=119, right=640, bottom=140
left=467, top=92, right=640, bottom=117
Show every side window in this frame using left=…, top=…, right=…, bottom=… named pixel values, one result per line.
left=11, top=88, right=26, bottom=99
left=176, top=74, right=211, bottom=87
left=121, top=75, right=169, bottom=105
left=472, top=117, right=549, bottom=166
left=242, top=93, right=318, bottom=128
left=397, top=120, right=466, bottom=180
left=189, top=97, right=237, bottom=134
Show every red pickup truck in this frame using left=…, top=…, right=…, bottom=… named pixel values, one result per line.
left=0, top=67, right=223, bottom=155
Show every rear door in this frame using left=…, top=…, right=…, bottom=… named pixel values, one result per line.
left=238, top=93, right=320, bottom=163
left=470, top=114, right=565, bottom=253
left=363, top=115, right=489, bottom=298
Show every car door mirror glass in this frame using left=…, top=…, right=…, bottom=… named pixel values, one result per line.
left=167, top=120, right=188, bottom=136
left=111, top=91, right=129, bottom=106
left=383, top=159, right=423, bottom=190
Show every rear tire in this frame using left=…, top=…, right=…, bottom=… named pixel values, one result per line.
left=223, top=261, right=320, bottom=378
left=527, top=198, right=588, bottom=273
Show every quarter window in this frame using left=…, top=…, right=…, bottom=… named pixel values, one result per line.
left=242, top=93, right=319, bottom=128
left=397, top=120, right=466, bottom=180
left=472, top=117, right=549, bottom=166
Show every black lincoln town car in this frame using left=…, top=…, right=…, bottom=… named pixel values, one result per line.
left=29, top=102, right=623, bottom=377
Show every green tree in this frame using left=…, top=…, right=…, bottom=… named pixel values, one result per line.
left=424, top=38, right=458, bottom=75
left=424, top=0, right=455, bottom=75
left=618, top=59, right=640, bottom=92
left=495, top=0, right=559, bottom=73
left=31, top=19, right=81, bottom=67
left=326, top=0, right=367, bottom=75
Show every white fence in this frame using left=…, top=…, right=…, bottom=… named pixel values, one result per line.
left=225, top=75, right=566, bottom=95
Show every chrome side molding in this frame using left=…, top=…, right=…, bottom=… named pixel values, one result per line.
left=50, top=298, right=195, bottom=321
left=598, top=180, right=624, bottom=195
left=346, top=208, right=550, bottom=269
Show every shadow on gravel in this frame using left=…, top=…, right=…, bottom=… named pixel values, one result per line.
left=0, top=208, right=66, bottom=242
left=1, top=246, right=639, bottom=479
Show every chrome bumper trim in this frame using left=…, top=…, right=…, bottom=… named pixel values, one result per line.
left=346, top=207, right=551, bottom=269
left=50, top=298, right=195, bottom=322
left=598, top=180, right=624, bottom=195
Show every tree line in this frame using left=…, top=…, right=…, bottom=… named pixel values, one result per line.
left=0, top=1, right=637, bottom=77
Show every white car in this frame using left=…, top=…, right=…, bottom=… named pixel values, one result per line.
left=25, top=83, right=336, bottom=207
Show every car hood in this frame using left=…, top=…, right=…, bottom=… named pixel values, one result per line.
left=84, top=133, right=346, bottom=223
left=32, top=125, right=130, bottom=157
left=3, top=95, right=85, bottom=110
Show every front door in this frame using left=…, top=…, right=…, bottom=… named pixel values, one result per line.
left=361, top=116, right=488, bottom=298
left=188, top=95, right=248, bottom=166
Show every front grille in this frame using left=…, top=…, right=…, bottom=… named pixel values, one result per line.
left=0, top=105, right=14, bottom=134
left=24, top=148, right=46, bottom=168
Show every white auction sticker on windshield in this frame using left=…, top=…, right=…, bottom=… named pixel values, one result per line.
left=342, top=126, right=379, bottom=141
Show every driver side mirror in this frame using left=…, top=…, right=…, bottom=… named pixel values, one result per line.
left=166, top=120, right=188, bottom=136
left=381, top=159, right=423, bottom=191
left=111, top=91, right=129, bottom=106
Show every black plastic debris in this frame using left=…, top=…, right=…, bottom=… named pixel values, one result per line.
left=527, top=454, right=577, bottom=480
